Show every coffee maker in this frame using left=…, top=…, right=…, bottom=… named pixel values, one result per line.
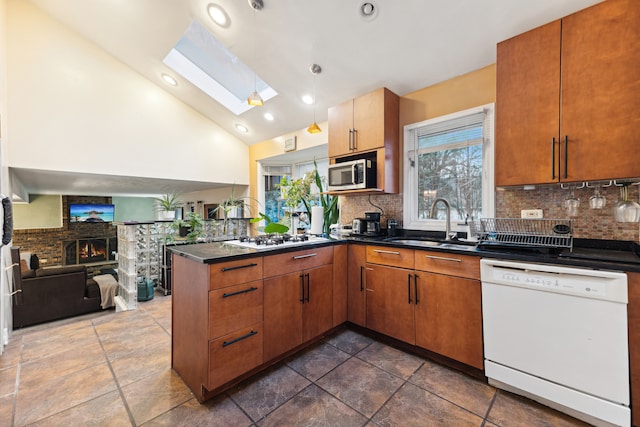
left=362, top=212, right=381, bottom=236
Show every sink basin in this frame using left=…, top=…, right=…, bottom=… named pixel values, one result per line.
left=387, top=239, right=440, bottom=246
left=383, top=238, right=476, bottom=251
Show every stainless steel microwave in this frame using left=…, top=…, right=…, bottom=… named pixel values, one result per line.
left=327, top=159, right=377, bottom=191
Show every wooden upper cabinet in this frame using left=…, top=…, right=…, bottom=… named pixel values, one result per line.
left=328, top=88, right=399, bottom=158
left=495, top=20, right=561, bottom=187
left=561, top=0, right=640, bottom=182
left=495, top=0, right=640, bottom=186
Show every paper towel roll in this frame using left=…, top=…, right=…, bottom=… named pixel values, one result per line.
left=310, top=206, right=324, bottom=235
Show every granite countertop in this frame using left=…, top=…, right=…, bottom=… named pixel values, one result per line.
left=168, top=238, right=341, bottom=264
left=167, top=234, right=640, bottom=273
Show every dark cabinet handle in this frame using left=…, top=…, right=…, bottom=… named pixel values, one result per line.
left=414, top=274, right=419, bottom=304
left=348, top=129, right=354, bottom=150
left=222, top=286, right=258, bottom=298
left=223, top=330, right=258, bottom=347
left=360, top=266, right=364, bottom=292
left=305, top=273, right=310, bottom=302
left=551, top=137, right=556, bottom=180
left=407, top=273, right=412, bottom=304
left=221, top=263, right=258, bottom=272
left=300, top=273, right=305, bottom=303
left=563, top=135, right=569, bottom=179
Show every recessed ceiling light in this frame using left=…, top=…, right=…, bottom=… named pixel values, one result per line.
left=360, top=2, right=378, bottom=21
left=302, top=94, right=314, bottom=105
left=207, top=4, right=229, bottom=27
left=235, top=123, right=249, bottom=133
left=161, top=73, right=177, bottom=86
left=264, top=112, right=274, bottom=121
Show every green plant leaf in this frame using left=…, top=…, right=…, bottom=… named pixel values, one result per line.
left=264, top=222, right=289, bottom=234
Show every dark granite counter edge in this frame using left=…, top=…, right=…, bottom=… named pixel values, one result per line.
left=168, top=240, right=344, bottom=264
left=168, top=237, right=640, bottom=273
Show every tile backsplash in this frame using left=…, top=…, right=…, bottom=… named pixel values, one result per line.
left=496, top=184, right=640, bottom=242
left=340, top=184, right=640, bottom=242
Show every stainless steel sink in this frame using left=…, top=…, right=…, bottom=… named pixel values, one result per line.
left=383, top=238, right=477, bottom=251
left=386, top=239, right=441, bottom=246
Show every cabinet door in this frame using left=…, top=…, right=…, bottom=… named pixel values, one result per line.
left=263, top=272, right=303, bottom=361
left=560, top=0, right=640, bottom=182
left=495, top=20, right=561, bottom=186
left=353, top=88, right=395, bottom=154
left=328, top=99, right=354, bottom=157
left=415, top=272, right=483, bottom=369
left=347, top=245, right=366, bottom=326
left=365, top=264, right=415, bottom=344
left=302, top=264, right=333, bottom=342
left=208, top=323, right=263, bottom=390
left=332, top=245, right=348, bottom=327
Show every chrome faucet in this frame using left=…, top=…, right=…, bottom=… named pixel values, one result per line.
left=429, top=198, right=454, bottom=240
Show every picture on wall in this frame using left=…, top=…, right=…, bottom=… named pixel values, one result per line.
left=204, top=204, right=219, bottom=220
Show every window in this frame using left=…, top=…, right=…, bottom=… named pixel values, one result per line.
left=261, top=165, right=291, bottom=222
left=403, top=104, right=494, bottom=231
left=258, top=158, right=329, bottom=229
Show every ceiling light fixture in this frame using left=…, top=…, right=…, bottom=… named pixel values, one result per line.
left=264, top=112, right=274, bottom=121
left=235, top=123, right=249, bottom=133
left=360, top=2, right=379, bottom=21
left=301, top=94, right=314, bottom=105
left=307, top=63, right=322, bottom=134
left=247, top=0, right=264, bottom=107
left=161, top=73, right=177, bottom=86
left=207, top=3, right=229, bottom=27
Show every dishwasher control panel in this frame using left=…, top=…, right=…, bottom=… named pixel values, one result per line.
left=494, top=267, right=607, bottom=296
left=480, top=259, right=628, bottom=303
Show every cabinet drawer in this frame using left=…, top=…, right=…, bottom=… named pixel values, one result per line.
left=209, top=257, right=263, bottom=290
left=208, top=323, right=263, bottom=390
left=263, top=246, right=333, bottom=278
left=366, top=245, right=414, bottom=269
left=414, top=251, right=480, bottom=280
left=209, top=280, right=263, bottom=340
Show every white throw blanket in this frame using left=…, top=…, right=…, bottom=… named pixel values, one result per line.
left=93, top=274, right=119, bottom=309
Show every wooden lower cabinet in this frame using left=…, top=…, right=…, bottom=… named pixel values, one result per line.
left=365, top=263, right=415, bottom=344
left=347, top=245, right=366, bottom=326
left=264, top=264, right=333, bottom=361
left=414, top=272, right=483, bottom=369
left=208, top=323, right=263, bottom=389
left=364, top=245, right=483, bottom=369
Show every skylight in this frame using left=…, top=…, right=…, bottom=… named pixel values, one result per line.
left=163, top=20, right=277, bottom=115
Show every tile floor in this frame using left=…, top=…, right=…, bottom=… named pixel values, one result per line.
left=0, top=292, right=591, bottom=426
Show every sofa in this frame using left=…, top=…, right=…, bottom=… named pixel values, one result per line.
left=11, top=247, right=103, bottom=328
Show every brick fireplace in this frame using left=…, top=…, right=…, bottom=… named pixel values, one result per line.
left=12, top=196, right=117, bottom=267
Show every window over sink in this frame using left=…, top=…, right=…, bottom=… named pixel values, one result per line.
left=403, top=104, right=495, bottom=232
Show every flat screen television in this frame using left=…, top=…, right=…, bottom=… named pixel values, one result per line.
left=69, top=203, right=115, bottom=223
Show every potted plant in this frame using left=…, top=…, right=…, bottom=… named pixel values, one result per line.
left=213, top=184, right=259, bottom=236
left=153, top=193, right=183, bottom=220
left=278, top=160, right=339, bottom=235
left=310, top=159, right=339, bottom=235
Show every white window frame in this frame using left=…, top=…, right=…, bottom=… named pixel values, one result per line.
left=403, top=103, right=495, bottom=232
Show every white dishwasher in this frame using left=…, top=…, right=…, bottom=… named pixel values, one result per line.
left=481, top=259, right=630, bottom=427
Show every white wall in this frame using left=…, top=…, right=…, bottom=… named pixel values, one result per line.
left=5, top=0, right=249, bottom=186
left=0, top=0, right=12, bottom=352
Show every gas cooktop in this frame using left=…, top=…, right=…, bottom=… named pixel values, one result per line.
left=224, top=234, right=331, bottom=249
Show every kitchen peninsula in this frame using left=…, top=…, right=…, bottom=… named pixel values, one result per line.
left=169, top=239, right=345, bottom=402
